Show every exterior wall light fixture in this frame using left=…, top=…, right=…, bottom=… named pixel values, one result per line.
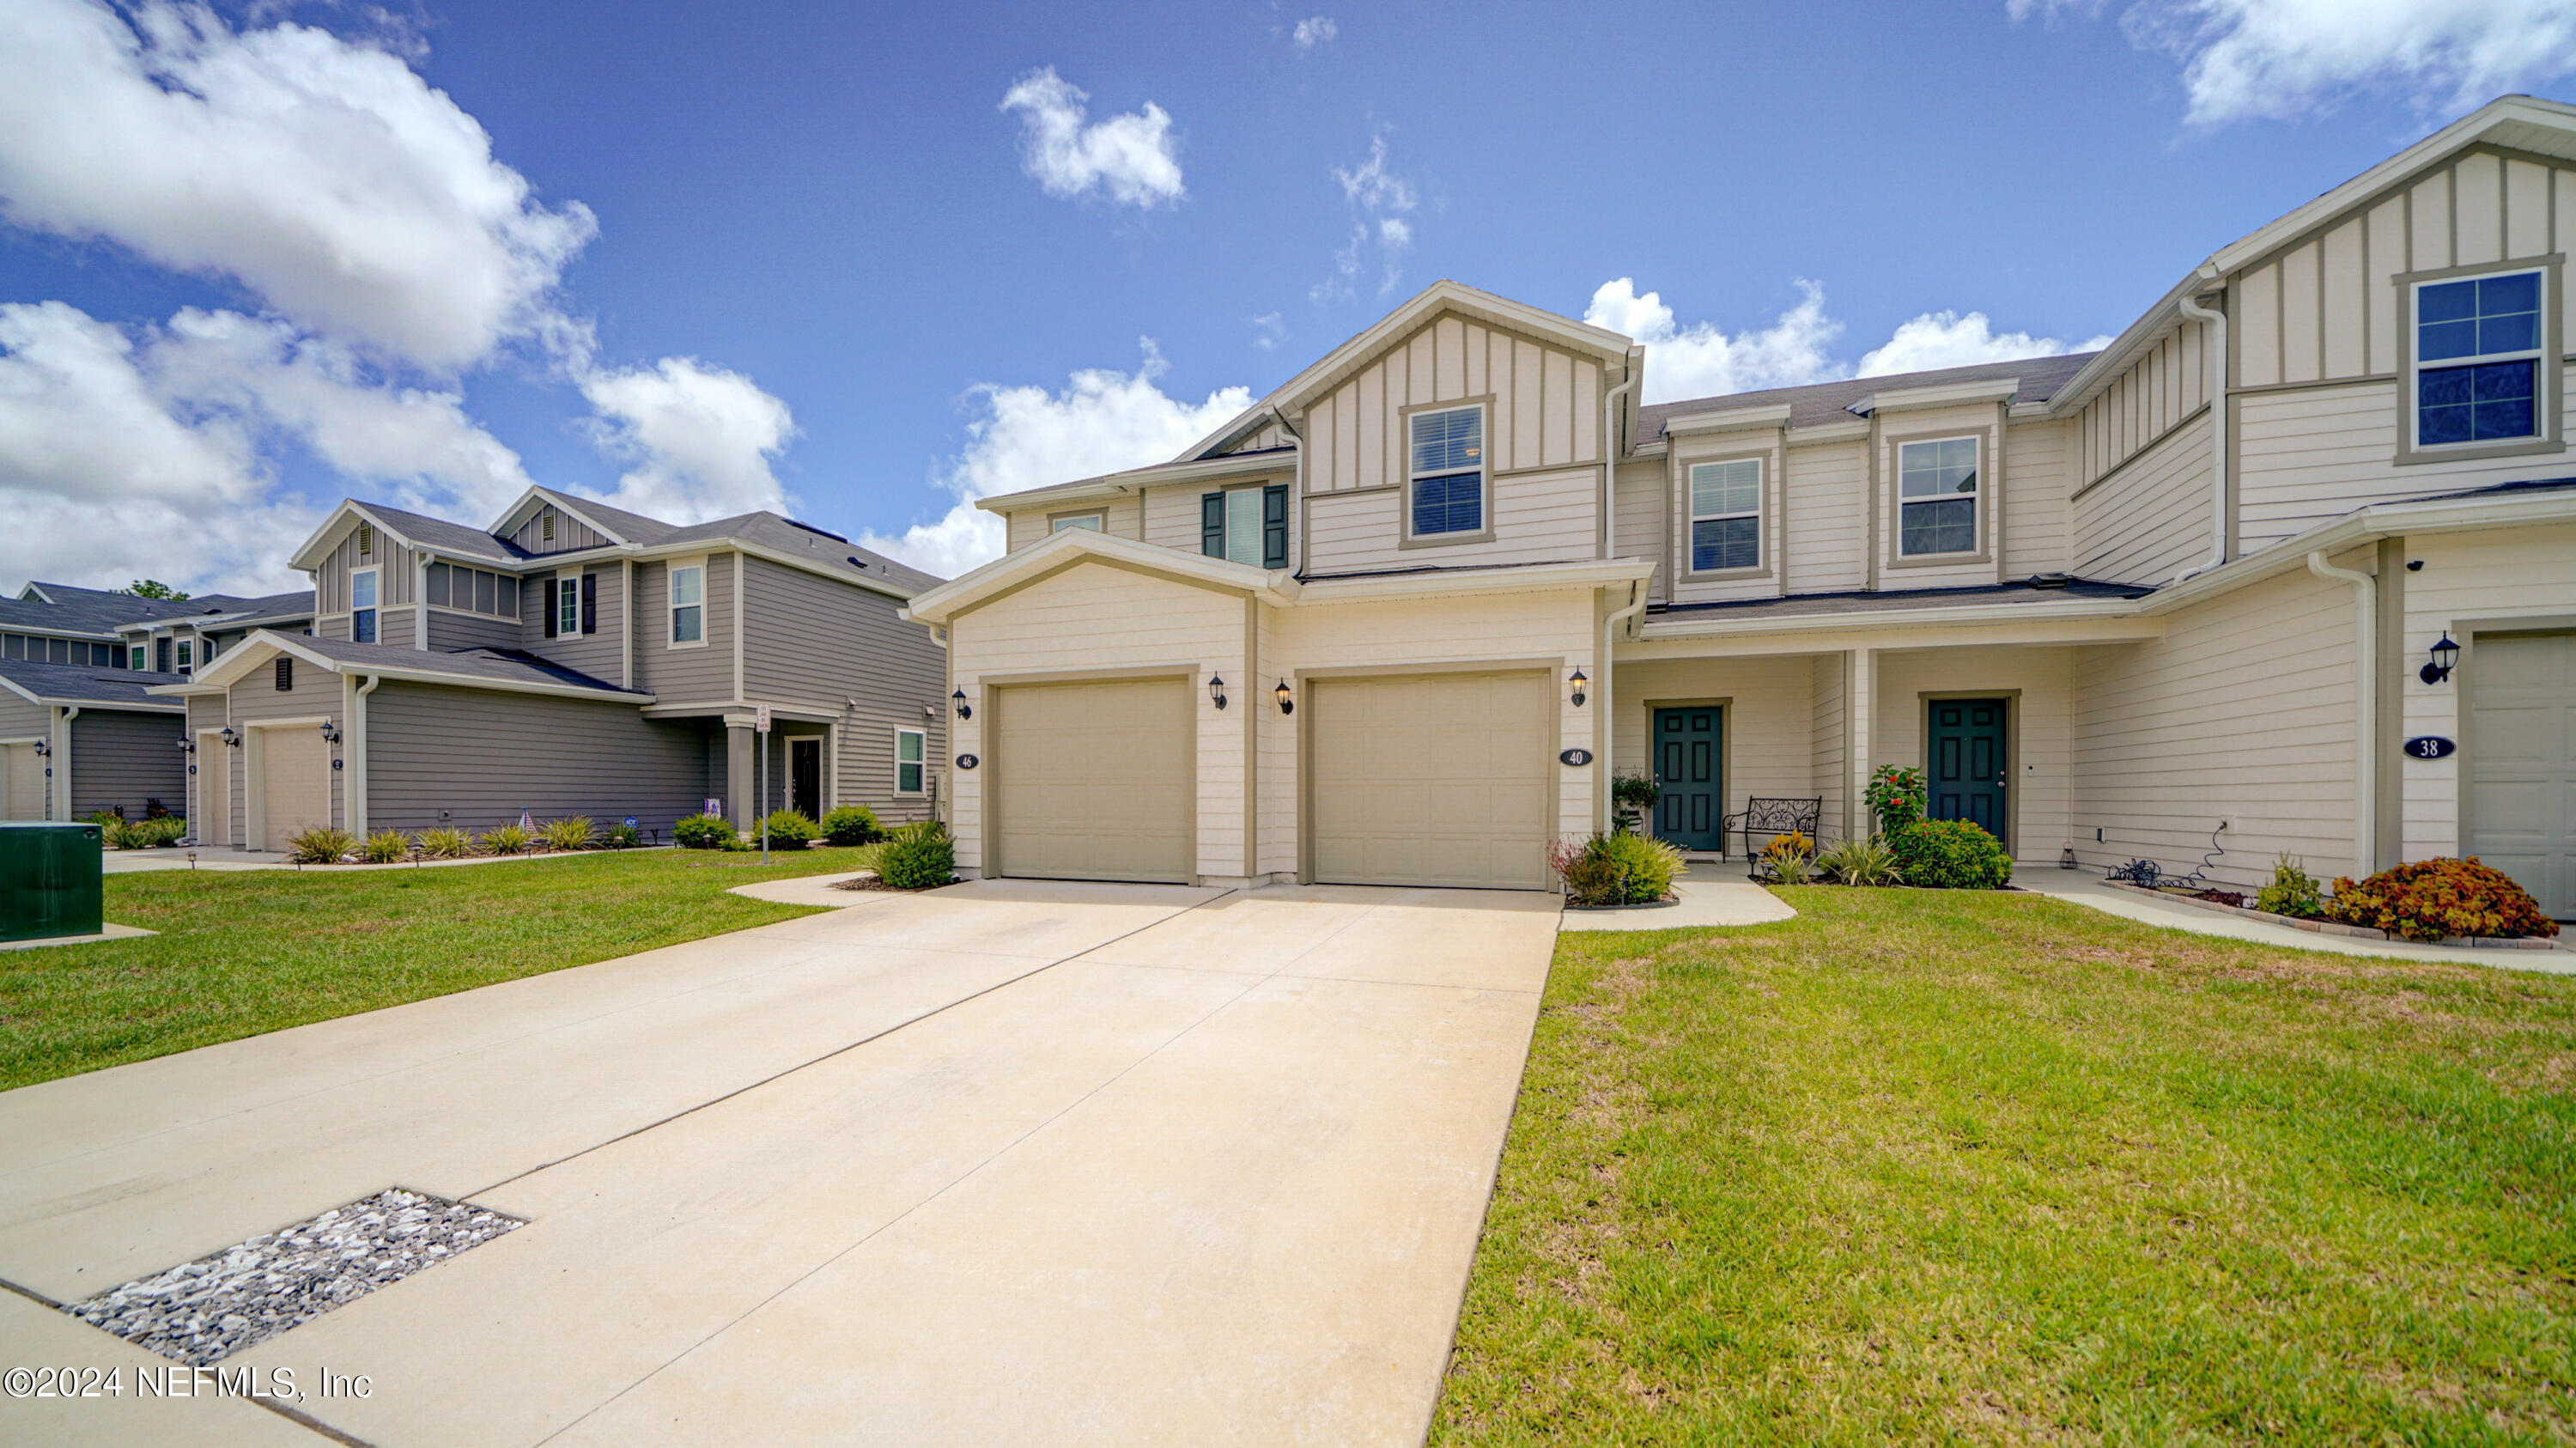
left=219, top=727, right=241, bottom=749
left=1275, top=678, right=1294, bottom=715
left=1208, top=674, right=1228, bottom=710
left=175, top=737, right=195, bottom=754
left=319, top=719, right=342, bottom=744
left=2420, top=633, right=2460, bottom=685
left=1567, top=667, right=1589, bottom=708
left=952, top=688, right=972, bottom=720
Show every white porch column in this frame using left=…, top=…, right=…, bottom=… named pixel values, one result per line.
left=1845, top=648, right=1874, bottom=842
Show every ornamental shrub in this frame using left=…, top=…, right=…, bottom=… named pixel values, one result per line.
left=481, top=823, right=532, bottom=855
left=417, top=826, right=471, bottom=858
left=538, top=817, right=596, bottom=852
left=603, top=821, right=643, bottom=849
left=1889, top=818, right=2013, bottom=889
left=2254, top=852, right=2325, bottom=919
left=1759, top=830, right=1814, bottom=885
left=821, top=804, right=883, bottom=847
left=876, top=820, right=957, bottom=889
left=1864, top=765, right=1927, bottom=837
left=2324, top=857, right=2557, bottom=941
left=1547, top=830, right=1682, bottom=906
left=760, top=809, right=819, bottom=847
left=360, top=829, right=411, bottom=864
left=285, top=826, right=355, bottom=864
left=136, top=816, right=185, bottom=848
left=1816, top=836, right=1903, bottom=887
left=672, top=813, right=737, bottom=850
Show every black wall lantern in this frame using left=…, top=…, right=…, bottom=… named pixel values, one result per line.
left=951, top=687, right=972, bottom=721
left=1207, top=674, right=1228, bottom=710
left=219, top=727, right=241, bottom=749
left=2420, top=633, right=2460, bottom=685
left=175, top=737, right=195, bottom=754
left=319, top=719, right=342, bottom=745
left=1275, top=678, right=1294, bottom=715
left=1567, top=667, right=1589, bottom=709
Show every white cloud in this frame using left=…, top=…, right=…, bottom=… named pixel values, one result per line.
left=1314, top=133, right=1417, bottom=302
left=578, top=358, right=797, bottom=524
left=0, top=0, right=594, bottom=370
left=1858, top=310, right=2115, bottom=377
left=1250, top=312, right=1286, bottom=350
left=860, top=342, right=1252, bottom=579
left=1584, top=278, right=1844, bottom=403
left=999, top=67, right=1184, bottom=209
left=1291, top=16, right=1338, bottom=53
left=2012, top=0, right=2576, bottom=125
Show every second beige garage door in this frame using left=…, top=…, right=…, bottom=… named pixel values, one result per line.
left=993, top=677, right=1193, bottom=883
left=1309, top=671, right=1552, bottom=889
left=258, top=726, right=331, bottom=852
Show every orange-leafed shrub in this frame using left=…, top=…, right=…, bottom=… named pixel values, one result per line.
left=2324, top=857, right=2559, bottom=942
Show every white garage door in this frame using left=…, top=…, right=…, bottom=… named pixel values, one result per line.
left=993, top=678, right=1193, bottom=884
left=2470, top=630, right=2576, bottom=919
left=1309, top=671, right=1552, bottom=889
left=0, top=742, right=43, bottom=819
left=258, top=726, right=331, bottom=852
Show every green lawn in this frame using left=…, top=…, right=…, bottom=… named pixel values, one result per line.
left=1434, top=886, right=2576, bottom=1446
left=0, top=845, right=881, bottom=1091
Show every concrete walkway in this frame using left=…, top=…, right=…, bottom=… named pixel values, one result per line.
left=0, top=879, right=1560, bottom=1447
left=2018, top=873, right=2575, bottom=975
left=1561, top=872, right=1796, bottom=933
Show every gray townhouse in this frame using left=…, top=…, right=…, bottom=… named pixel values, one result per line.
left=151, top=486, right=948, bottom=851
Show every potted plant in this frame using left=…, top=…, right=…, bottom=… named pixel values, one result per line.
left=1611, top=770, right=1661, bottom=836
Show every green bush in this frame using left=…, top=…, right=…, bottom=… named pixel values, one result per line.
left=1759, top=830, right=1815, bottom=885
left=285, top=825, right=355, bottom=865
left=481, top=823, right=531, bottom=855
left=603, top=821, right=643, bottom=849
left=876, top=820, right=957, bottom=889
left=1816, top=836, right=1903, bottom=886
left=360, top=829, right=411, bottom=864
left=759, top=809, right=819, bottom=847
left=2254, top=852, right=2325, bottom=919
left=1548, top=830, right=1683, bottom=906
left=538, top=816, right=596, bottom=852
left=2324, top=857, right=2557, bottom=941
left=1865, top=765, right=1927, bottom=837
left=672, top=813, right=737, bottom=850
left=417, top=826, right=471, bottom=858
left=135, top=816, right=185, bottom=848
left=821, top=804, right=883, bottom=847
left=1889, top=818, right=2013, bottom=890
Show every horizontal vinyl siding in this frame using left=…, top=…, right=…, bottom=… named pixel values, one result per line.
left=1610, top=656, right=1816, bottom=836
left=1667, top=435, right=1784, bottom=606
left=427, top=611, right=522, bottom=653
left=522, top=565, right=623, bottom=680
left=1875, top=645, right=2075, bottom=862
left=70, top=709, right=186, bottom=819
left=738, top=557, right=948, bottom=821
left=1612, top=459, right=1664, bottom=602
left=2235, top=382, right=2567, bottom=556
left=366, top=681, right=708, bottom=835
left=2070, top=564, right=2360, bottom=887
left=2073, top=417, right=2212, bottom=586
left=1304, top=465, right=1596, bottom=575
left=1810, top=654, right=1846, bottom=834
left=0, top=690, right=44, bottom=740
left=1781, top=439, right=1867, bottom=593
left=631, top=554, right=737, bottom=703
left=2002, top=417, right=2074, bottom=576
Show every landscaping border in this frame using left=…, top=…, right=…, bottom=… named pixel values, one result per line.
left=2104, top=880, right=2567, bottom=951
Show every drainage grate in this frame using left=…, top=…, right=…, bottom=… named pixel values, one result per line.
left=64, top=1189, right=523, bottom=1366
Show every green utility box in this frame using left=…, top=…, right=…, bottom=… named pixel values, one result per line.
left=0, top=822, right=105, bottom=943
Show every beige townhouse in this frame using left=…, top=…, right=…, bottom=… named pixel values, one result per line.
left=905, top=94, right=2576, bottom=917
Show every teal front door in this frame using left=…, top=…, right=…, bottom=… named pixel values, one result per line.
left=1927, top=698, right=2008, bottom=845
left=1653, top=707, right=1722, bottom=851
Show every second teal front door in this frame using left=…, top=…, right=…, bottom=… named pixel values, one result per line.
left=1653, top=707, right=1723, bottom=851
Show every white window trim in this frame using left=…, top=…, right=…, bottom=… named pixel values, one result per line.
left=1048, top=512, right=1105, bottom=534
left=2407, top=265, right=2547, bottom=453
left=666, top=557, right=708, bottom=650
left=1402, top=401, right=1492, bottom=546
left=1685, top=457, right=1765, bottom=578
left=894, top=726, right=926, bottom=795
left=1894, top=435, right=1982, bottom=560
left=555, top=571, right=582, bottom=638
left=129, top=645, right=146, bottom=671
left=349, top=566, right=380, bottom=643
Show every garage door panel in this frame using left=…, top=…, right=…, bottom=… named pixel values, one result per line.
left=1311, top=671, right=1551, bottom=891
left=2471, top=631, right=2575, bottom=919
left=259, top=728, right=331, bottom=852
left=995, top=678, right=1192, bottom=884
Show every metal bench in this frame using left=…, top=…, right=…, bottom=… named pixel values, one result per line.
left=1727, top=797, right=1822, bottom=873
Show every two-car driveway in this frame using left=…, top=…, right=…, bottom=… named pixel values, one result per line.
left=0, top=879, right=1561, bottom=1447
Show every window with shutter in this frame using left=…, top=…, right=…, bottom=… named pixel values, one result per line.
left=1201, top=492, right=1225, bottom=557
left=275, top=656, right=293, bottom=691
left=542, top=579, right=558, bottom=638
left=1262, top=484, right=1289, bottom=569
left=580, top=573, right=598, bottom=634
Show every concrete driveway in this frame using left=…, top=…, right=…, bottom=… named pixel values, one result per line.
left=0, top=879, right=1561, bottom=1447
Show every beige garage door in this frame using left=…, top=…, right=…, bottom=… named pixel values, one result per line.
left=197, top=736, right=229, bottom=849
left=2470, top=630, right=2576, bottom=919
left=1309, top=671, right=1552, bottom=889
left=993, top=678, right=1192, bottom=883
left=258, top=726, right=331, bottom=852
left=0, top=743, right=43, bottom=819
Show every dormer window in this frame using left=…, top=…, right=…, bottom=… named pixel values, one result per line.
left=1200, top=485, right=1289, bottom=568
left=2414, top=269, right=2542, bottom=448
left=1688, top=459, right=1762, bottom=574
left=1897, top=437, right=1979, bottom=557
left=1407, top=405, right=1485, bottom=538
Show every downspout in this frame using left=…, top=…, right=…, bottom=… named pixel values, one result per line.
left=350, top=674, right=380, bottom=837
left=53, top=705, right=78, bottom=820
left=1273, top=411, right=1307, bottom=575
left=1598, top=353, right=1641, bottom=562
left=2172, top=289, right=2229, bottom=584
left=1597, top=580, right=1649, bottom=832
left=2306, top=551, right=2376, bottom=879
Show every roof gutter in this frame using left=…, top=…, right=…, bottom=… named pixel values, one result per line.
left=2169, top=289, right=2230, bottom=585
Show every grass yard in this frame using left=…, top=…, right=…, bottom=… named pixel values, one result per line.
left=1434, top=886, right=2576, bottom=1446
left=0, top=845, right=882, bottom=1091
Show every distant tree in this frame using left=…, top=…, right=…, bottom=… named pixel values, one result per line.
left=125, top=580, right=188, bottom=600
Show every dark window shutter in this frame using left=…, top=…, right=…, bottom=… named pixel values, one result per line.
left=274, top=656, right=292, bottom=691
left=1262, top=484, right=1289, bottom=569
left=157, top=637, right=171, bottom=672
left=542, top=579, right=558, bottom=637
left=1201, top=492, right=1225, bottom=557
left=580, top=573, right=598, bottom=634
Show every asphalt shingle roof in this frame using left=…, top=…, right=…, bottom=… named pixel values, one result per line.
left=281, top=635, right=646, bottom=697
left=0, top=658, right=188, bottom=707
left=1637, top=352, right=2099, bottom=442
left=351, top=500, right=530, bottom=563
left=1649, top=576, right=2149, bottom=624
left=0, top=582, right=214, bottom=636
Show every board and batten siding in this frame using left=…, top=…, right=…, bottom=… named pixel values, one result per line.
left=70, top=709, right=186, bottom=819
left=2073, top=417, right=2214, bottom=586
left=738, top=557, right=948, bottom=820
left=363, top=680, right=707, bottom=835
left=2069, top=561, right=2362, bottom=887
left=2076, top=320, right=2209, bottom=490
left=630, top=555, right=737, bottom=704
left=508, top=503, right=612, bottom=555
left=311, top=520, right=412, bottom=621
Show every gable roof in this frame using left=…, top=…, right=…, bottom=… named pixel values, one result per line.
left=0, top=581, right=215, bottom=636
left=0, top=658, right=188, bottom=710
left=1639, top=351, right=2099, bottom=442
left=173, top=630, right=649, bottom=702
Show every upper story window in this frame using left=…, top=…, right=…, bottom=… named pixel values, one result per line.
left=350, top=568, right=379, bottom=643
left=427, top=563, right=517, bottom=618
left=670, top=563, right=704, bottom=645
left=1200, top=484, right=1288, bottom=568
left=895, top=728, right=926, bottom=794
left=2415, top=270, right=2542, bottom=447
left=1409, top=406, right=1485, bottom=537
left=1050, top=514, right=1103, bottom=533
left=1897, top=437, right=1979, bottom=557
left=129, top=644, right=145, bottom=671
left=173, top=638, right=193, bottom=672
left=1688, top=459, right=1762, bottom=573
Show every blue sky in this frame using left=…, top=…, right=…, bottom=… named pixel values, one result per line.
left=5, top=0, right=2576, bottom=591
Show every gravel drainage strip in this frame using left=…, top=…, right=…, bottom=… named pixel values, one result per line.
left=64, top=1188, right=522, bottom=1366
